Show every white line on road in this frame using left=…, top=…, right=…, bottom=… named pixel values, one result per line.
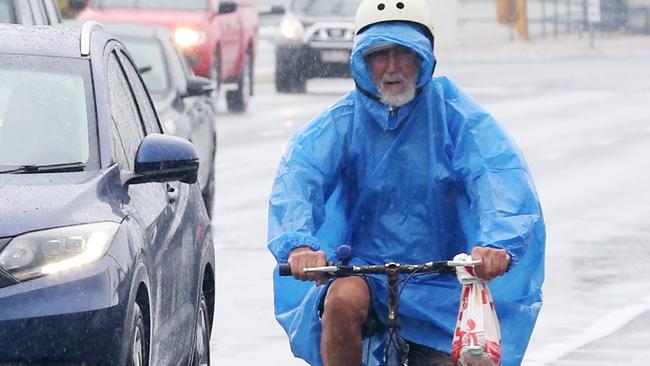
left=524, top=295, right=650, bottom=366
left=259, top=129, right=287, bottom=137
left=593, top=137, right=620, bottom=146
left=541, top=152, right=566, bottom=161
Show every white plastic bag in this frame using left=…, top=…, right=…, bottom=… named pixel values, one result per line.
left=450, top=253, right=502, bottom=366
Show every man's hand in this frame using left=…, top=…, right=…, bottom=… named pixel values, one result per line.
left=287, top=247, right=328, bottom=286
left=471, top=247, right=510, bottom=281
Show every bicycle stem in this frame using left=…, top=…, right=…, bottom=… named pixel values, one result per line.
left=387, top=265, right=400, bottom=325
left=385, top=264, right=404, bottom=365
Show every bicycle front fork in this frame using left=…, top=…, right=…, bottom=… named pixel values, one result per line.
left=386, top=332, right=409, bottom=366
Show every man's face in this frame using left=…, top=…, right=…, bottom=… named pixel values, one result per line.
left=366, top=45, right=420, bottom=107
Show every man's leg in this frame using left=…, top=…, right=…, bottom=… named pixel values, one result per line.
left=321, top=276, right=370, bottom=366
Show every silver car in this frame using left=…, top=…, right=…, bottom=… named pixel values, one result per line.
left=106, top=24, right=218, bottom=216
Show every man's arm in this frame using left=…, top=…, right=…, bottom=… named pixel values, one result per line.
left=444, top=80, right=545, bottom=281
left=267, top=109, right=348, bottom=268
left=287, top=247, right=328, bottom=285
left=471, top=247, right=510, bottom=281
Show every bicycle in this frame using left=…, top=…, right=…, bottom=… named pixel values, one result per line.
left=279, top=245, right=481, bottom=366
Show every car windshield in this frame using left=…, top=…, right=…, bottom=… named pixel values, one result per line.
left=0, top=0, right=16, bottom=23
left=93, top=0, right=208, bottom=11
left=291, top=0, right=362, bottom=18
left=0, top=55, right=97, bottom=168
left=121, top=37, right=171, bottom=95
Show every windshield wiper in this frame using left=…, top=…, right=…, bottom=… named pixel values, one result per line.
left=0, top=162, right=86, bottom=174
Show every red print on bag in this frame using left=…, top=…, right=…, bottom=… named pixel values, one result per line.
left=450, top=254, right=501, bottom=366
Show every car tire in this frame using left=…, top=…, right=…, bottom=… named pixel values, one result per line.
left=290, top=66, right=307, bottom=94
left=275, top=58, right=291, bottom=93
left=275, top=56, right=306, bottom=94
left=127, top=303, right=148, bottom=366
left=226, top=52, right=252, bottom=113
left=191, top=292, right=211, bottom=366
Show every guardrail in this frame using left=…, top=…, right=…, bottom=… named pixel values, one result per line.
left=529, top=0, right=587, bottom=38
left=628, top=5, right=650, bottom=33
left=457, top=0, right=649, bottom=41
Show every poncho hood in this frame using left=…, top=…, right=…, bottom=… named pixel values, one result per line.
left=351, top=22, right=437, bottom=130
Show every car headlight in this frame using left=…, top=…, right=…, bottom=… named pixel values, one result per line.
left=0, top=222, right=120, bottom=282
left=174, top=27, right=207, bottom=49
left=278, top=14, right=304, bottom=41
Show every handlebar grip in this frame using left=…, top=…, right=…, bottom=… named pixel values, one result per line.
left=278, top=263, right=293, bottom=276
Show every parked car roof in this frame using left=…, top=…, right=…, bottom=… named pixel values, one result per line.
left=0, top=23, right=98, bottom=58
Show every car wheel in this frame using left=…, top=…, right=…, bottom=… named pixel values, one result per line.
left=292, top=72, right=307, bottom=94
left=226, top=52, right=252, bottom=113
left=275, top=57, right=291, bottom=93
left=191, top=293, right=211, bottom=366
left=290, top=62, right=307, bottom=94
left=128, top=303, right=148, bottom=366
left=275, top=55, right=306, bottom=94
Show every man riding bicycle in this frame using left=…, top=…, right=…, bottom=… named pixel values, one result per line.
left=268, top=1, right=545, bottom=365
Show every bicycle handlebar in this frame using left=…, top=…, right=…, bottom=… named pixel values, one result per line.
left=278, top=258, right=481, bottom=277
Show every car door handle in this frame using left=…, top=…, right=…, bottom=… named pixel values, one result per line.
left=166, top=184, right=178, bottom=204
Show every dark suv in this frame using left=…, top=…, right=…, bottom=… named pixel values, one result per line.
left=0, top=22, right=214, bottom=365
left=0, top=0, right=62, bottom=24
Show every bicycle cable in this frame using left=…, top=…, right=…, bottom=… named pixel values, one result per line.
left=341, top=266, right=448, bottom=365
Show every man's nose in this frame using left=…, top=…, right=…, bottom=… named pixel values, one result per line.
left=385, top=52, right=399, bottom=72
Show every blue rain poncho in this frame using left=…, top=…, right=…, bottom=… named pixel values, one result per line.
left=268, top=22, right=545, bottom=366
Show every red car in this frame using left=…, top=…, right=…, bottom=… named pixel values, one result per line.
left=76, top=0, right=259, bottom=113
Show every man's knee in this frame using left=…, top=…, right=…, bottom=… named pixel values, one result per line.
left=322, top=277, right=370, bottom=324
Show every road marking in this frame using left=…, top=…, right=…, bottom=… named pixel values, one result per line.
left=594, top=137, right=619, bottom=146
left=524, top=295, right=650, bottom=366
left=542, top=152, right=566, bottom=161
left=260, top=129, right=286, bottom=137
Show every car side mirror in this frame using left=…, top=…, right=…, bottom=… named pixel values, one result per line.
left=218, top=1, right=238, bottom=14
left=183, top=76, right=216, bottom=98
left=138, top=66, right=152, bottom=74
left=125, top=134, right=199, bottom=185
left=68, top=0, right=87, bottom=11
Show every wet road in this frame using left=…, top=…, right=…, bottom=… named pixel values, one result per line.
left=209, top=36, right=650, bottom=365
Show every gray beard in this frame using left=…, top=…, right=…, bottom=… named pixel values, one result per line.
left=375, top=73, right=418, bottom=108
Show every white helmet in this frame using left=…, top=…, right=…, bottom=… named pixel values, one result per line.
left=355, top=0, right=434, bottom=43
